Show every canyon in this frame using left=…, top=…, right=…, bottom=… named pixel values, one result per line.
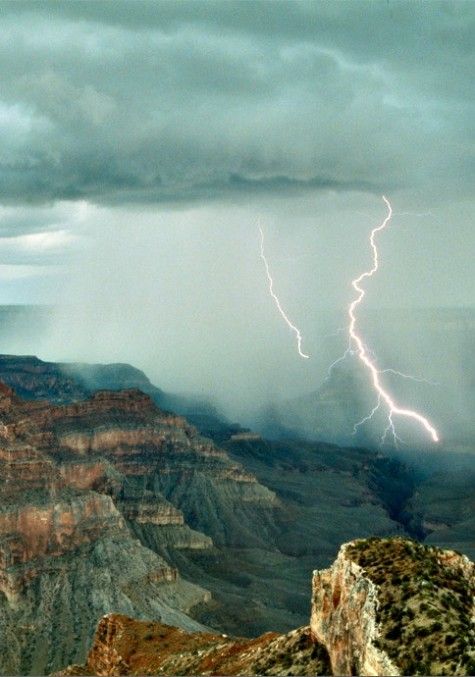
left=0, top=354, right=473, bottom=674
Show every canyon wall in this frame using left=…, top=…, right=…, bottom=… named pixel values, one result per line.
left=0, top=383, right=278, bottom=674
left=59, top=537, right=474, bottom=676
left=311, top=542, right=400, bottom=676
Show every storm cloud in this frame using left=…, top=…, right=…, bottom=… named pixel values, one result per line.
left=0, top=0, right=473, bottom=207
left=0, top=1, right=473, bottom=436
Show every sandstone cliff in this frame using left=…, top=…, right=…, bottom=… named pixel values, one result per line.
left=0, top=355, right=419, bottom=645
left=311, top=541, right=401, bottom=676
left=2, top=354, right=467, bottom=671
left=0, top=354, right=232, bottom=440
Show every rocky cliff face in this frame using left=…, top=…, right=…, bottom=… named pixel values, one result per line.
left=0, top=354, right=234, bottom=441
left=0, top=386, right=277, bottom=547
left=0, top=382, right=278, bottom=675
left=311, top=542, right=400, bottom=676
left=60, top=538, right=474, bottom=677
left=3, top=354, right=469, bottom=670
left=311, top=537, right=475, bottom=676
left=0, top=355, right=419, bottom=648
left=0, top=355, right=156, bottom=404
left=0, top=493, right=126, bottom=601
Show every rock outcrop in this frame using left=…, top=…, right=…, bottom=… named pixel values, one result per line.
left=311, top=537, right=475, bottom=676
left=3, top=354, right=471, bottom=674
left=56, top=613, right=331, bottom=676
left=0, top=354, right=235, bottom=441
left=60, top=538, right=475, bottom=677
left=311, top=541, right=400, bottom=676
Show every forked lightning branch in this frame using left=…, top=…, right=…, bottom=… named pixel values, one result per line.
left=258, top=197, right=439, bottom=445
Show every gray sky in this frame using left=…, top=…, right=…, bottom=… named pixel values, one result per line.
left=0, top=0, right=473, bottom=420
left=0, top=0, right=473, bottom=207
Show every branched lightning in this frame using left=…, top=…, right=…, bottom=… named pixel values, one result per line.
left=259, top=222, right=309, bottom=359
left=353, top=394, right=381, bottom=435
left=326, top=345, right=352, bottom=381
left=380, top=368, right=437, bottom=386
left=394, top=210, right=432, bottom=217
left=346, top=196, right=439, bottom=444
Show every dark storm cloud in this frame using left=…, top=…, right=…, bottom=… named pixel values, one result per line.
left=0, top=0, right=473, bottom=207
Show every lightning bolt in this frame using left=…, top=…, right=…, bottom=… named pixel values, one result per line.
left=353, top=394, right=381, bottom=435
left=380, top=368, right=438, bottom=386
left=259, top=222, right=309, bottom=359
left=347, top=196, right=439, bottom=444
left=326, top=345, right=352, bottom=380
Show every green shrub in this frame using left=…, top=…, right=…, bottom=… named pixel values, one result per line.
left=385, top=625, right=402, bottom=641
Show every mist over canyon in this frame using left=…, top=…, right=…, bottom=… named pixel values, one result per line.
left=1, top=304, right=473, bottom=453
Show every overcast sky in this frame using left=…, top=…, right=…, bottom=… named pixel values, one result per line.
left=1, top=1, right=473, bottom=283
left=1, top=1, right=474, bottom=204
left=0, top=1, right=473, bottom=417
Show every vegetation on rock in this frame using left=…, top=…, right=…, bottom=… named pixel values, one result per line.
left=347, top=537, right=475, bottom=676
left=57, top=614, right=331, bottom=676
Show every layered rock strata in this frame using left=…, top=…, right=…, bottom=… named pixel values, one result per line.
left=0, top=383, right=277, bottom=674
